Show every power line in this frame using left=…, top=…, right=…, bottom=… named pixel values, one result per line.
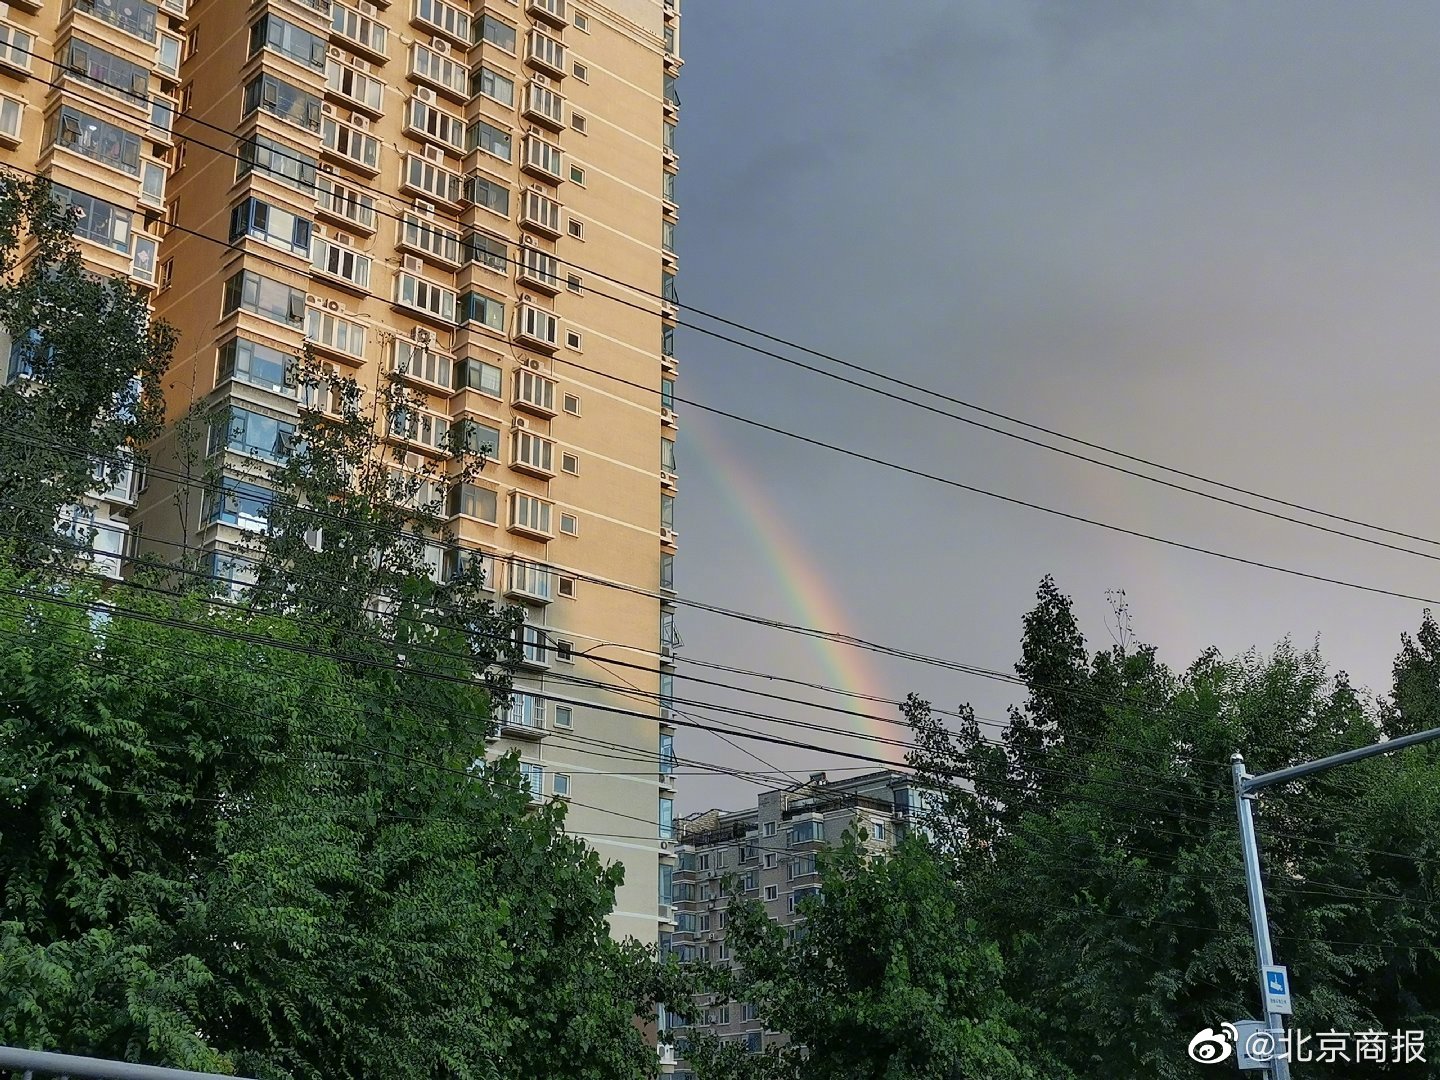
left=15, top=42, right=1440, bottom=565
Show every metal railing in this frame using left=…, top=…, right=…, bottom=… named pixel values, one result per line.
left=0, top=1046, right=257, bottom=1080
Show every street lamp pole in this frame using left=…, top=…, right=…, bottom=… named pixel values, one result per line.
left=1232, top=725, right=1440, bottom=1077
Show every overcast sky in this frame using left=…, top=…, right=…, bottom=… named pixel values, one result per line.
left=660, top=1, right=1440, bottom=811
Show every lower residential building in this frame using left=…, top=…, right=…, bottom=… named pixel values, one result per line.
left=668, top=770, right=926, bottom=1075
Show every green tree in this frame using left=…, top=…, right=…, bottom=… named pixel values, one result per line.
left=0, top=172, right=173, bottom=564
left=908, top=578, right=1440, bottom=1079
left=0, top=203, right=689, bottom=1076
left=684, top=835, right=1032, bottom=1080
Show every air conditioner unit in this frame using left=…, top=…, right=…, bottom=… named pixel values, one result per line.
left=306, top=293, right=322, bottom=305
left=424, top=145, right=443, bottom=162
left=403, top=255, right=424, bottom=273
left=324, top=299, right=341, bottom=311
left=321, top=102, right=336, bottom=116
left=660, top=470, right=674, bottom=486
left=525, top=358, right=541, bottom=369
left=327, top=46, right=343, bottom=59
left=354, top=59, right=370, bottom=74
left=431, top=37, right=449, bottom=55
left=415, top=86, right=435, bottom=104
left=521, top=234, right=535, bottom=245
left=660, top=527, right=674, bottom=543
left=412, top=326, right=434, bottom=345
left=351, top=114, right=369, bottom=130
left=336, top=232, right=353, bottom=246
left=512, top=417, right=530, bottom=430
left=661, top=407, right=674, bottom=423
left=534, top=73, right=550, bottom=86
left=416, top=199, right=436, bottom=215
left=319, top=163, right=336, bottom=173
left=358, top=0, right=376, bottom=15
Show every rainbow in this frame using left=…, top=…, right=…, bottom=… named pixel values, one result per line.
left=683, top=414, right=903, bottom=763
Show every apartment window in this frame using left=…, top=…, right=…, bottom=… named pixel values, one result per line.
left=659, top=797, right=674, bottom=840
left=661, top=379, right=676, bottom=415
left=454, top=358, right=502, bottom=397
left=243, top=73, right=322, bottom=131
left=567, top=218, right=585, bottom=239
left=401, top=215, right=462, bottom=266
left=205, top=479, right=273, bottom=531
left=478, top=14, right=517, bottom=52
left=468, top=119, right=513, bottom=161
left=388, top=405, right=450, bottom=452
left=871, top=821, right=887, bottom=841
left=406, top=97, right=464, bottom=153
left=327, top=60, right=385, bottom=111
left=518, top=762, right=543, bottom=798
left=0, top=22, right=35, bottom=72
left=217, top=337, right=292, bottom=394
left=455, top=419, right=501, bottom=457
left=53, top=186, right=131, bottom=252
left=662, top=220, right=676, bottom=253
left=404, top=156, right=463, bottom=204
left=332, top=4, right=388, bottom=55
left=395, top=273, right=458, bottom=323
left=552, top=773, right=571, bottom=797
left=523, top=134, right=563, bottom=179
left=763, top=822, right=776, bottom=838
left=518, top=305, right=559, bottom=348
left=392, top=339, right=451, bottom=390
left=250, top=14, right=326, bottom=69
left=662, top=271, right=679, bottom=303
left=229, top=197, right=312, bottom=254
left=559, top=513, right=578, bottom=536
left=466, top=175, right=510, bottom=215
left=790, top=821, right=818, bottom=844
left=663, top=120, right=677, bottom=152
left=563, top=393, right=580, bottom=415
left=504, top=691, right=546, bottom=730
left=557, top=576, right=575, bottom=598
left=662, top=323, right=675, bottom=357
left=660, top=552, right=674, bottom=590
left=555, top=640, right=573, bottom=663
left=574, top=11, right=589, bottom=31
left=473, top=65, right=515, bottom=106
left=446, top=483, right=498, bottom=523
left=317, top=177, right=377, bottom=230
left=553, top=704, right=573, bottom=728
left=740, top=872, right=756, bottom=893
left=661, top=493, right=675, bottom=532
left=564, top=330, right=582, bottom=351
left=303, top=308, right=366, bottom=360
left=790, top=853, right=817, bottom=879
left=322, top=118, right=381, bottom=171
left=659, top=864, right=673, bottom=908
left=209, top=406, right=295, bottom=462
left=560, top=452, right=578, bottom=475
left=571, top=113, right=587, bottom=134
left=763, top=885, right=778, bottom=902
left=664, top=170, right=677, bottom=203
left=763, top=852, right=776, bottom=869
left=569, top=165, right=586, bottom=184
left=74, top=0, right=158, bottom=42
left=522, top=190, right=562, bottom=234
left=466, top=231, right=509, bottom=272
left=566, top=274, right=582, bottom=294
left=512, top=429, right=555, bottom=474
left=222, top=270, right=306, bottom=325
left=572, top=61, right=588, bottom=81
left=0, top=96, right=20, bottom=142
left=510, top=492, right=553, bottom=536
left=409, top=43, right=467, bottom=98
left=660, top=437, right=678, bottom=476
left=49, top=107, right=142, bottom=176
left=237, top=134, right=317, bottom=191
left=414, top=0, right=471, bottom=41
left=460, top=292, right=506, bottom=331
left=62, top=40, right=151, bottom=98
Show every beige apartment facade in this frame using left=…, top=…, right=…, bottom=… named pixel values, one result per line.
left=0, top=0, right=683, bottom=957
left=670, top=772, right=926, bottom=1076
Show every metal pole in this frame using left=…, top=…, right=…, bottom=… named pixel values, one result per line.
left=1232, top=753, right=1292, bottom=1079
left=1242, top=725, right=1440, bottom=795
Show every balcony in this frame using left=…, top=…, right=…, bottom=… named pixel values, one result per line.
left=526, top=0, right=567, bottom=29
left=525, top=30, right=566, bottom=79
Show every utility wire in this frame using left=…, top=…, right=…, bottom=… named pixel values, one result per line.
left=12, top=43, right=1440, bottom=561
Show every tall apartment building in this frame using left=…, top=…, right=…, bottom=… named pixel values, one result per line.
left=0, top=0, right=683, bottom=953
left=669, top=771, right=926, bottom=1076
left=0, top=0, right=185, bottom=573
